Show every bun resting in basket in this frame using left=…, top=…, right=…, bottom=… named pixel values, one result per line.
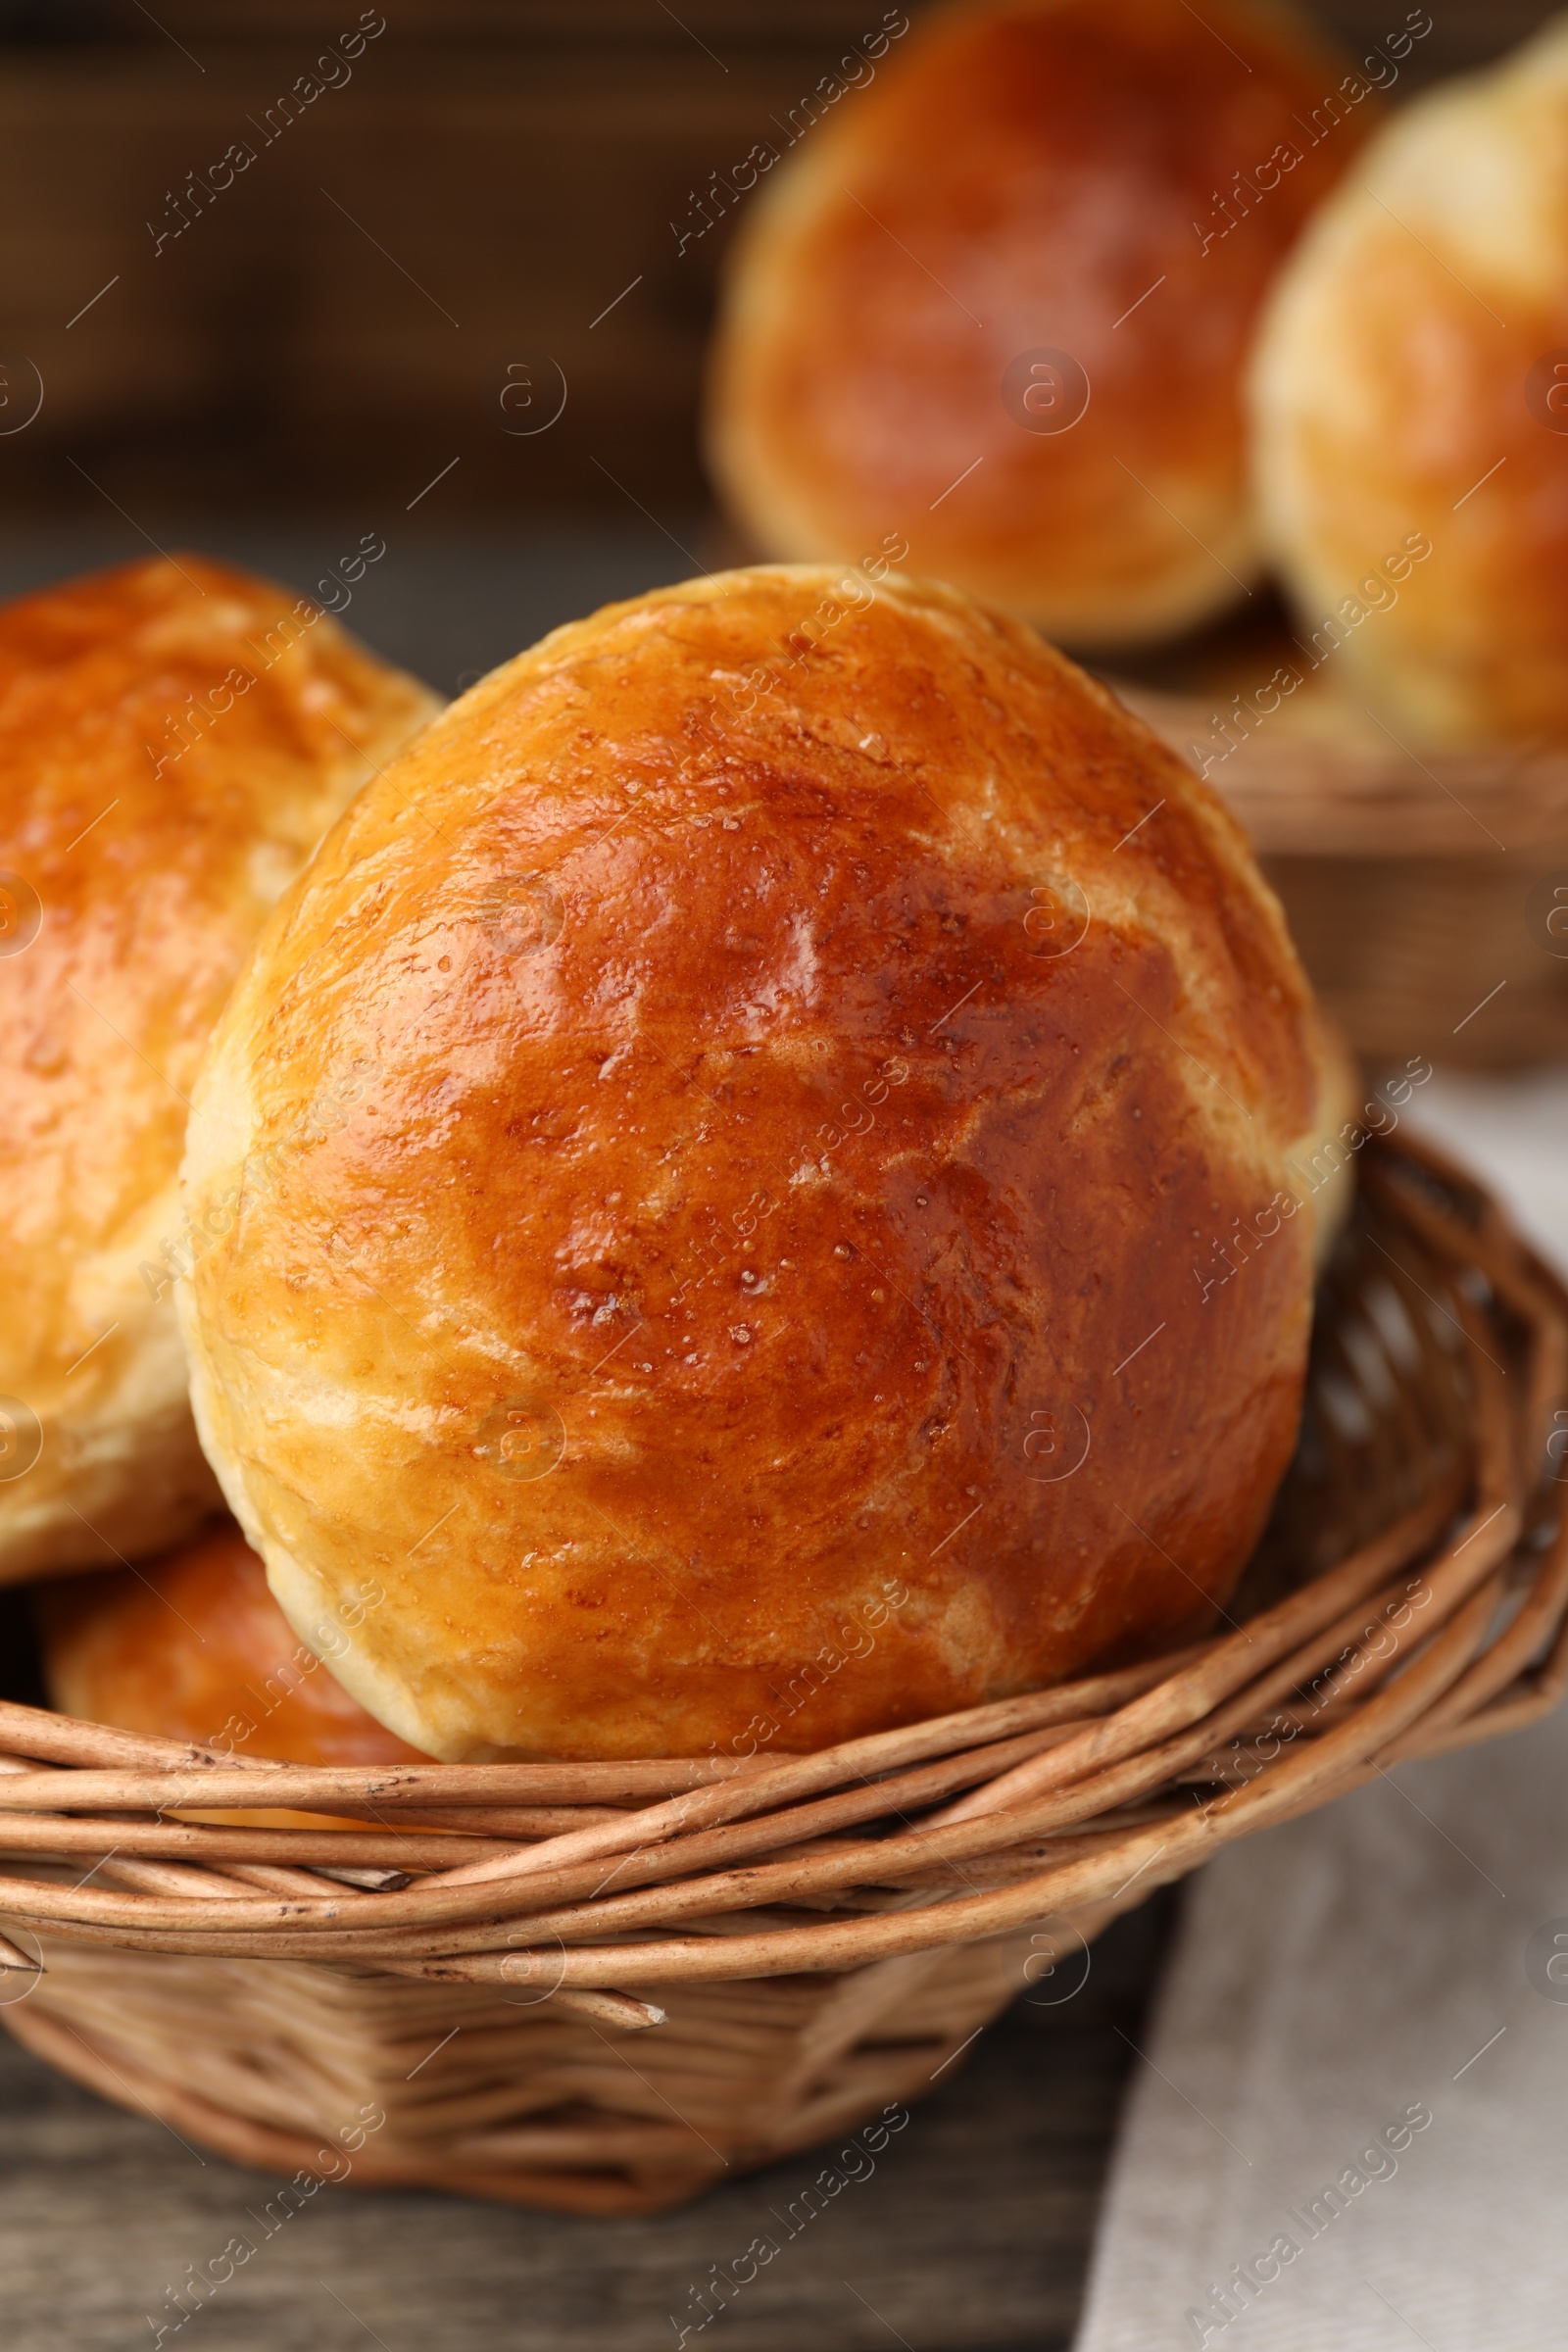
left=176, top=564, right=1351, bottom=1763
left=705, top=0, right=1376, bottom=651
left=1250, top=16, right=1568, bottom=743
left=0, top=556, right=438, bottom=1587
left=35, top=1518, right=422, bottom=1768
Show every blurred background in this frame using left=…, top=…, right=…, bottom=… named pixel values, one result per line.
left=0, top=0, right=1552, bottom=697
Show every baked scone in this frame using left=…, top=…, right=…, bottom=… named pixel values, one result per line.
left=0, top=557, right=437, bottom=1584
left=36, top=1518, right=421, bottom=1766
left=180, top=565, right=1348, bottom=1762
left=1250, top=17, right=1568, bottom=742
left=707, top=0, right=1376, bottom=650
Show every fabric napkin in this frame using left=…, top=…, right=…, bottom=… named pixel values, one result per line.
left=1072, top=1069, right=1568, bottom=2352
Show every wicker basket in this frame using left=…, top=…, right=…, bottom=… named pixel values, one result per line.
left=1117, top=677, right=1568, bottom=1069
left=2, top=1132, right=1565, bottom=2215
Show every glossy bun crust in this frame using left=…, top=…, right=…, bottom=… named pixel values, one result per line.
left=180, top=566, right=1340, bottom=1763
left=707, top=0, right=1372, bottom=650
left=0, top=558, right=437, bottom=1585
left=1251, top=18, right=1568, bottom=742
left=37, top=1519, right=422, bottom=1766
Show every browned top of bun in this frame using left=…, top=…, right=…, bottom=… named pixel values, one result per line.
left=0, top=557, right=436, bottom=1580
left=180, top=566, right=1338, bottom=1762
left=37, top=1519, right=421, bottom=1766
left=708, top=0, right=1374, bottom=649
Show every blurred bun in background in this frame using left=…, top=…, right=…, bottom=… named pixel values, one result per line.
left=1251, top=16, right=1568, bottom=743
left=37, top=1518, right=422, bottom=1766
left=707, top=0, right=1379, bottom=651
left=0, top=559, right=437, bottom=1587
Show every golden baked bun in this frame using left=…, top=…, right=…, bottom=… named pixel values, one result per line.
left=0, top=557, right=437, bottom=1586
left=1251, top=18, right=1568, bottom=743
left=36, top=1518, right=422, bottom=1766
left=179, top=565, right=1345, bottom=1763
left=707, top=0, right=1375, bottom=651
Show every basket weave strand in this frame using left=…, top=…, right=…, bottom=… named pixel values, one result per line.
left=1118, top=679, right=1568, bottom=1067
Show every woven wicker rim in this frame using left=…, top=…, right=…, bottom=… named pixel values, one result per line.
left=1116, top=681, right=1568, bottom=858
left=1, top=1131, right=1563, bottom=2035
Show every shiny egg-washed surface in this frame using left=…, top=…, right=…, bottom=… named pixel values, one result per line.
left=181, top=567, right=1338, bottom=1760
left=0, top=557, right=437, bottom=1581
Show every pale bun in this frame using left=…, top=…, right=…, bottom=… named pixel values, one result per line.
left=1251, top=16, right=1568, bottom=742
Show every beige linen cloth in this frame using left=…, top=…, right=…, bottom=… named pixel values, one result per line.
left=1073, top=1071, right=1568, bottom=2352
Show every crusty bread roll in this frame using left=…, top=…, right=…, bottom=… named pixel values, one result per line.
left=1250, top=17, right=1568, bottom=743
left=0, top=557, right=437, bottom=1585
left=707, top=0, right=1376, bottom=651
left=37, top=1518, right=421, bottom=1766
left=179, top=565, right=1348, bottom=1763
